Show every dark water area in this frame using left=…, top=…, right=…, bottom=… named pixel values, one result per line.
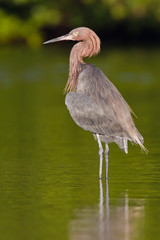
left=0, top=46, right=160, bottom=240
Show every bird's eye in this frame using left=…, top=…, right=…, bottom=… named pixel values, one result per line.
left=72, top=32, right=79, bottom=37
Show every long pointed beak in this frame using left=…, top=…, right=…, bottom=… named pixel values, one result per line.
left=43, top=34, right=73, bottom=44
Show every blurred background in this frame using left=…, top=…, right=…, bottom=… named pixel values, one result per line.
left=0, top=1, right=160, bottom=240
left=0, top=0, right=160, bottom=47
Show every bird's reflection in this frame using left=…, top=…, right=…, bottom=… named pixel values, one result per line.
left=98, top=179, right=110, bottom=240
left=69, top=180, right=144, bottom=240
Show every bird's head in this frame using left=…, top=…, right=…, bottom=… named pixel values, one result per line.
left=69, top=27, right=99, bottom=42
left=43, top=27, right=100, bottom=55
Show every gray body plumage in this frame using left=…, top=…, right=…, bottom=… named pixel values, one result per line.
left=65, top=63, right=143, bottom=153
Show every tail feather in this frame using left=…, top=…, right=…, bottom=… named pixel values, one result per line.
left=133, top=134, right=148, bottom=154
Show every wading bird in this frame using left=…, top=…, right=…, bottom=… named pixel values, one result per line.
left=44, top=27, right=147, bottom=179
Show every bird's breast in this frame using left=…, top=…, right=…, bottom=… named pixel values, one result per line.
left=76, top=64, right=92, bottom=94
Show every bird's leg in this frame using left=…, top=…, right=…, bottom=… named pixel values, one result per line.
left=105, top=143, right=109, bottom=179
left=96, top=134, right=103, bottom=179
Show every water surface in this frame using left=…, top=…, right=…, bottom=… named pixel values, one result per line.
left=0, top=46, right=159, bottom=240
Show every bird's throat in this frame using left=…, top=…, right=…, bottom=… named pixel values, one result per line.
left=64, top=44, right=84, bottom=93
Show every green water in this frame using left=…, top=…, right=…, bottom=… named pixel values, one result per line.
left=0, top=46, right=159, bottom=240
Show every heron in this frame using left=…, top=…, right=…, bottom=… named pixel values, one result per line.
left=44, top=27, right=147, bottom=179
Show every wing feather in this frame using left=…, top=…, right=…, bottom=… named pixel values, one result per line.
left=76, top=64, right=144, bottom=144
left=65, top=63, right=146, bottom=152
left=65, top=92, right=126, bottom=138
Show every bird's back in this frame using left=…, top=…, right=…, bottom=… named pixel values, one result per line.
left=65, top=63, right=144, bottom=151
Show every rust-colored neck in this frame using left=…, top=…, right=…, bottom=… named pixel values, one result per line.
left=64, top=42, right=83, bottom=92
left=64, top=34, right=100, bottom=93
